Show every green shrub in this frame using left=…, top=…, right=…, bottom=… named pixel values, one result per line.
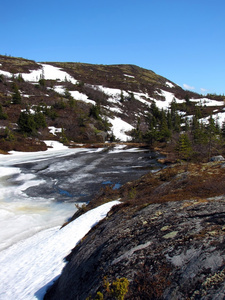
left=128, top=187, right=136, bottom=199
left=0, top=104, right=8, bottom=120
left=53, top=100, right=66, bottom=109
left=89, top=104, right=101, bottom=121
left=87, top=277, right=129, bottom=300
left=11, top=83, right=22, bottom=104
left=110, top=277, right=129, bottom=300
left=4, top=127, right=14, bottom=141
left=17, top=110, right=46, bottom=134
left=39, top=78, right=46, bottom=87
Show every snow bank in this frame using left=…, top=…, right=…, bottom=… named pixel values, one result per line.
left=97, top=85, right=129, bottom=103
left=199, top=111, right=225, bottom=127
left=0, top=200, right=120, bottom=300
left=0, top=70, right=12, bottom=77
left=192, top=97, right=224, bottom=107
left=53, top=85, right=65, bottom=94
left=54, top=86, right=95, bottom=104
left=0, top=141, right=75, bottom=166
left=70, top=90, right=95, bottom=104
left=0, top=63, right=78, bottom=84
left=108, top=117, right=134, bottom=141
left=157, top=90, right=184, bottom=110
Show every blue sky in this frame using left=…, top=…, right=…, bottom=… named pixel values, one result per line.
left=1, top=0, right=225, bottom=95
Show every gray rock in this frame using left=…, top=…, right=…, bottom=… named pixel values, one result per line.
left=210, top=155, right=225, bottom=162
left=45, top=197, right=225, bottom=300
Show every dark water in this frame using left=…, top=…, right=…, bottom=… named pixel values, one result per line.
left=15, top=147, right=164, bottom=203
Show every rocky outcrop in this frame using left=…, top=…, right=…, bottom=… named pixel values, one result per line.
left=45, top=163, right=225, bottom=300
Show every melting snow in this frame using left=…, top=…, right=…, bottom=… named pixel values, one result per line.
left=54, top=85, right=65, bottom=94
left=0, top=70, right=12, bottom=78
left=0, top=63, right=78, bottom=84
left=105, top=105, right=123, bottom=114
left=70, top=90, right=95, bottom=104
left=157, top=90, right=184, bottom=110
left=108, top=117, right=134, bottom=141
left=192, top=98, right=224, bottom=107
left=0, top=200, right=120, bottom=300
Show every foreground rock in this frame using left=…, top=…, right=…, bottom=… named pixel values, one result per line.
left=45, top=163, right=225, bottom=299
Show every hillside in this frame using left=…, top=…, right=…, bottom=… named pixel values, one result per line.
left=1, top=55, right=225, bottom=156
left=1, top=55, right=225, bottom=299
left=45, top=161, right=225, bottom=299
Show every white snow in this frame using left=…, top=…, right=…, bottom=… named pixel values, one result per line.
left=166, top=81, right=175, bottom=88
left=70, top=90, right=95, bottom=104
left=192, top=97, right=224, bottom=107
left=0, top=200, right=120, bottom=300
left=48, top=126, right=62, bottom=136
left=97, top=85, right=129, bottom=103
left=131, top=91, right=153, bottom=106
left=199, top=111, right=225, bottom=127
left=0, top=63, right=78, bottom=84
left=0, top=143, right=108, bottom=254
left=108, top=117, right=134, bottom=141
left=105, top=105, right=123, bottom=114
left=157, top=90, right=184, bottom=110
left=54, top=86, right=95, bottom=105
left=0, top=141, right=71, bottom=164
left=0, top=70, right=12, bottom=78
left=53, top=85, right=65, bottom=95
left=22, top=64, right=78, bottom=84
left=214, top=112, right=225, bottom=126
left=124, top=74, right=135, bottom=78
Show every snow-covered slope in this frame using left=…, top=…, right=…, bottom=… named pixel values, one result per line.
left=0, top=56, right=224, bottom=142
left=0, top=200, right=120, bottom=300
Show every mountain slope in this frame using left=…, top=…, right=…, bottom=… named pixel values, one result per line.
left=0, top=55, right=224, bottom=153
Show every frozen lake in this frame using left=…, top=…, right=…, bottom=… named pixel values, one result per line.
left=0, top=142, right=164, bottom=299
left=0, top=142, right=163, bottom=251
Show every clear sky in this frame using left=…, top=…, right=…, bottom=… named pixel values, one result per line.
left=1, top=0, right=225, bottom=95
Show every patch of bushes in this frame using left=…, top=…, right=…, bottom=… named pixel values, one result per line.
left=87, top=277, right=129, bottom=300
left=17, top=110, right=46, bottom=134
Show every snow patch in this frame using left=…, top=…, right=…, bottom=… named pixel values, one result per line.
left=97, top=85, right=129, bottom=103
left=0, top=70, right=12, bottom=78
left=166, top=81, right=175, bottom=88
left=105, top=106, right=123, bottom=114
left=0, top=200, right=120, bottom=300
left=44, top=140, right=68, bottom=151
left=192, top=98, right=224, bottom=107
left=124, top=74, right=135, bottom=78
left=48, top=127, right=62, bottom=136
left=0, top=63, right=78, bottom=84
left=108, top=117, right=134, bottom=141
left=157, top=90, right=184, bottom=110
left=200, top=112, right=225, bottom=127
left=131, top=91, right=153, bottom=106
left=53, top=86, right=95, bottom=105
left=70, top=90, right=95, bottom=104
left=54, top=85, right=65, bottom=95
